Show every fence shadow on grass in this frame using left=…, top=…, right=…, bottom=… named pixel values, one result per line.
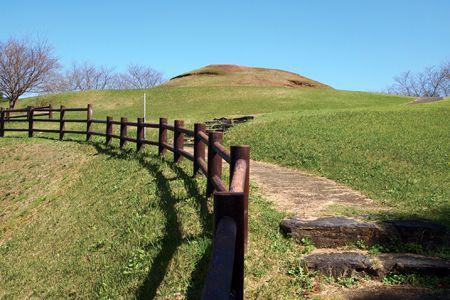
left=170, top=163, right=213, bottom=299
left=11, top=134, right=216, bottom=298
left=87, top=142, right=213, bottom=299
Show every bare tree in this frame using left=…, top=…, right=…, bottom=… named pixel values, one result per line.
left=66, top=62, right=116, bottom=91
left=387, top=61, right=449, bottom=97
left=116, top=64, right=165, bottom=89
left=0, top=37, right=60, bottom=108
left=42, top=62, right=117, bottom=93
left=41, top=71, right=70, bottom=94
left=41, top=63, right=164, bottom=93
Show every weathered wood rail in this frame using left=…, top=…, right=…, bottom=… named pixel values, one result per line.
left=2, top=104, right=53, bottom=119
left=0, top=104, right=249, bottom=300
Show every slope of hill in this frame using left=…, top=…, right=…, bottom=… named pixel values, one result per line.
left=165, top=64, right=332, bottom=89
left=2, top=83, right=449, bottom=297
left=227, top=99, right=450, bottom=225
left=3, top=87, right=448, bottom=225
left=4, top=86, right=405, bottom=123
left=0, top=138, right=299, bottom=298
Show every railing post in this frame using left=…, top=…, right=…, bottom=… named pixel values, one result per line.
left=48, top=104, right=53, bottom=119
left=27, top=106, right=34, bottom=138
left=120, top=117, right=127, bottom=148
left=106, top=116, right=113, bottom=145
left=207, top=131, right=223, bottom=197
left=174, top=120, right=184, bottom=163
left=194, top=123, right=206, bottom=176
left=230, top=145, right=250, bottom=248
left=213, top=192, right=245, bottom=300
left=86, top=104, right=93, bottom=141
left=136, top=117, right=144, bottom=152
left=0, top=108, right=4, bottom=137
left=59, top=105, right=65, bottom=140
left=158, top=118, right=167, bottom=156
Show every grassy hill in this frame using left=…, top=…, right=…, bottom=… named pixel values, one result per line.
left=3, top=85, right=448, bottom=225
left=227, top=100, right=450, bottom=224
left=1, top=79, right=449, bottom=297
left=5, top=85, right=405, bottom=122
left=0, top=138, right=305, bottom=298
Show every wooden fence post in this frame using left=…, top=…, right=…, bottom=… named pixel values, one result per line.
left=0, top=108, right=4, bottom=137
left=174, top=120, right=184, bottom=163
left=230, top=145, right=250, bottom=248
left=158, top=118, right=167, bottom=156
left=86, top=104, right=93, bottom=141
left=106, top=116, right=113, bottom=145
left=207, top=131, right=223, bottom=197
left=59, top=105, right=65, bottom=140
left=194, top=123, right=206, bottom=176
left=27, top=106, right=34, bottom=138
left=136, top=117, right=144, bottom=152
left=120, top=117, right=127, bottom=148
left=48, top=104, right=53, bottom=119
left=213, top=192, right=245, bottom=299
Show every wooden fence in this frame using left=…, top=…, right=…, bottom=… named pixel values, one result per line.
left=2, top=104, right=53, bottom=119
left=0, top=104, right=249, bottom=300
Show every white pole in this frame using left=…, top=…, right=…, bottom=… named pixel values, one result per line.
left=143, top=93, right=147, bottom=139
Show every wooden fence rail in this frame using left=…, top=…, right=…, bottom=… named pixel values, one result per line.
left=0, top=104, right=249, bottom=299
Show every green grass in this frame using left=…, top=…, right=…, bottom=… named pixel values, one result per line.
left=3, top=86, right=448, bottom=223
left=0, top=137, right=306, bottom=298
left=3, top=86, right=409, bottom=123
left=227, top=100, right=450, bottom=225
left=1, top=85, right=448, bottom=297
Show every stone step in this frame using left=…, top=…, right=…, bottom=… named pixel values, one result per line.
left=321, top=286, right=450, bottom=300
left=302, top=250, right=450, bottom=278
left=280, top=216, right=447, bottom=249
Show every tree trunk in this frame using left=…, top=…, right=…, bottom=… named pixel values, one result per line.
left=9, top=97, right=17, bottom=109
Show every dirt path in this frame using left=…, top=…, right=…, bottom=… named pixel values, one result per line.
left=185, top=146, right=380, bottom=216
left=408, top=96, right=444, bottom=105
left=250, top=160, right=379, bottom=217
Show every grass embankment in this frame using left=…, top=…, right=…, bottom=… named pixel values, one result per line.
left=1, top=87, right=449, bottom=296
left=5, top=86, right=448, bottom=224
left=0, top=138, right=306, bottom=298
left=4, top=86, right=407, bottom=123
left=227, top=100, right=450, bottom=225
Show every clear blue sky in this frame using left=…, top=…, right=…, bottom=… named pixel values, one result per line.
left=1, top=0, right=449, bottom=91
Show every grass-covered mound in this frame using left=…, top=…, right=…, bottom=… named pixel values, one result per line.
left=165, top=64, right=332, bottom=89
left=4, top=86, right=448, bottom=223
left=1, top=85, right=448, bottom=297
left=3, top=86, right=406, bottom=123
left=227, top=99, right=450, bottom=225
left=0, top=138, right=304, bottom=298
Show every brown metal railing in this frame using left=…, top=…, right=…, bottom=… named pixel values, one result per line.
left=0, top=104, right=249, bottom=299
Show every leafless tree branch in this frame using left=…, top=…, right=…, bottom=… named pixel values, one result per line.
left=41, top=63, right=165, bottom=93
left=0, top=37, right=60, bottom=108
left=115, top=64, right=165, bottom=89
left=387, top=61, right=449, bottom=97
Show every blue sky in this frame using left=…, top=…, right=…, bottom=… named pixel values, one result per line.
left=1, top=0, right=449, bottom=91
